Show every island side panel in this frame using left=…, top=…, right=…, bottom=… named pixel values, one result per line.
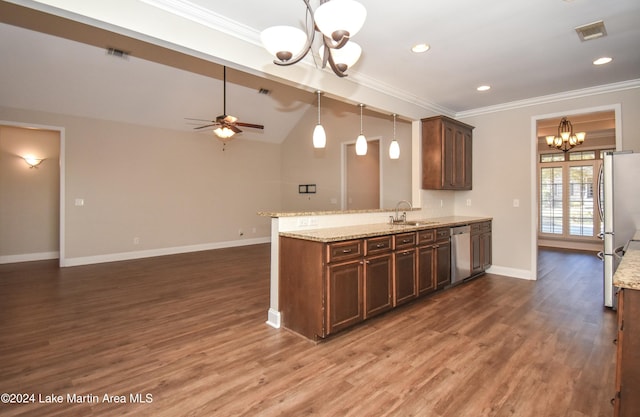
left=279, top=236, right=325, bottom=340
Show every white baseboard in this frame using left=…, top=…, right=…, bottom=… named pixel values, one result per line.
left=486, top=265, right=534, bottom=280
left=266, top=308, right=281, bottom=329
left=60, top=237, right=270, bottom=267
left=0, top=251, right=59, bottom=264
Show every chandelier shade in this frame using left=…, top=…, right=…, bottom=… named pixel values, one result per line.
left=545, top=117, right=586, bottom=152
left=319, top=41, right=361, bottom=73
left=260, top=26, right=308, bottom=62
left=314, top=0, right=367, bottom=42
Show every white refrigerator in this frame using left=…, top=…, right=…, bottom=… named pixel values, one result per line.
left=600, top=151, right=640, bottom=308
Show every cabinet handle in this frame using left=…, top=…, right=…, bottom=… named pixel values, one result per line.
left=613, top=338, right=617, bottom=345
left=376, top=243, right=386, bottom=248
left=342, top=249, right=352, bottom=254
left=401, top=251, right=411, bottom=255
left=402, top=239, right=411, bottom=243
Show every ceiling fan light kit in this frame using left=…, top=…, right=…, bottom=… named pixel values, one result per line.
left=260, top=0, right=367, bottom=77
left=191, top=66, right=264, bottom=147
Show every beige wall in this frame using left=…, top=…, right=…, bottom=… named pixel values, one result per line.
left=0, top=125, right=60, bottom=260
left=453, top=87, right=640, bottom=278
left=1, top=106, right=281, bottom=264
left=280, top=97, right=412, bottom=211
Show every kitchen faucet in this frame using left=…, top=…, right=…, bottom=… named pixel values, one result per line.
left=391, top=200, right=412, bottom=224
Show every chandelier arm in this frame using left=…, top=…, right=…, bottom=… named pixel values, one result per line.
left=272, top=0, right=316, bottom=67
left=322, top=33, right=350, bottom=50
left=327, top=51, right=348, bottom=77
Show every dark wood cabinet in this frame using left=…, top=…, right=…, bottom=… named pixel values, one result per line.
left=422, top=115, right=474, bottom=190
left=327, top=260, right=363, bottom=334
left=435, top=228, right=451, bottom=289
left=417, top=229, right=436, bottom=296
left=471, top=221, right=492, bottom=276
left=278, top=220, right=488, bottom=340
left=394, top=232, right=417, bottom=306
left=614, top=288, right=640, bottom=417
left=364, top=236, right=393, bottom=319
left=394, top=248, right=417, bottom=306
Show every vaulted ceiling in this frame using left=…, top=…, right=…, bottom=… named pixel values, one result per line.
left=1, top=0, right=639, bottom=144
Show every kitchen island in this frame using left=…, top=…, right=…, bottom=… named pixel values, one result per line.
left=612, top=239, right=640, bottom=417
left=276, top=216, right=492, bottom=340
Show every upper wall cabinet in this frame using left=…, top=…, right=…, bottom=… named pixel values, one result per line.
left=421, top=115, right=474, bottom=190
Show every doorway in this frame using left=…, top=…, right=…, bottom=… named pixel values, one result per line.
left=344, top=139, right=380, bottom=210
left=0, top=122, right=63, bottom=264
left=530, top=104, right=621, bottom=278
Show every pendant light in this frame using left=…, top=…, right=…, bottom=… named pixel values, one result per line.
left=355, top=104, right=367, bottom=155
left=389, top=114, right=400, bottom=159
left=313, top=91, right=326, bottom=148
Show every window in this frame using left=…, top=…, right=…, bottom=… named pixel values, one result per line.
left=540, top=166, right=563, bottom=234
left=538, top=150, right=611, bottom=240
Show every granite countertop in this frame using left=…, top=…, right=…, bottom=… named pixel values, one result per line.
left=279, top=216, right=492, bottom=243
left=614, top=240, right=640, bottom=290
left=258, top=207, right=421, bottom=218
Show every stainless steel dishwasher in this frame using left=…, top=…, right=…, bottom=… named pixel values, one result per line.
left=450, top=225, right=471, bottom=284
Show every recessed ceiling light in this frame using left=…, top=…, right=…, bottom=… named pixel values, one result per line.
left=477, top=85, right=491, bottom=92
left=593, top=57, right=613, bottom=65
left=411, top=43, right=430, bottom=53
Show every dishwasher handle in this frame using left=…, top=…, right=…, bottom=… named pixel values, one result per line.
left=450, top=225, right=471, bottom=236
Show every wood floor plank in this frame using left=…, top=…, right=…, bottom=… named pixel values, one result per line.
left=0, top=245, right=616, bottom=416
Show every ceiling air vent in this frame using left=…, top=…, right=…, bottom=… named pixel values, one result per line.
left=106, top=47, right=129, bottom=59
left=575, top=20, right=607, bottom=42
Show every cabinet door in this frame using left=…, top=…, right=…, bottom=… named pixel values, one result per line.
left=364, top=253, right=393, bottom=319
left=471, top=232, right=482, bottom=275
left=394, top=248, right=417, bottom=306
left=435, top=242, right=451, bottom=288
left=481, top=231, right=492, bottom=270
left=417, top=245, right=436, bottom=296
left=327, top=260, right=363, bottom=335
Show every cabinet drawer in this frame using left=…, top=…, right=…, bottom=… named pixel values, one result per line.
left=395, top=232, right=416, bottom=249
left=327, top=240, right=363, bottom=263
left=471, top=223, right=481, bottom=234
left=417, top=229, right=436, bottom=245
left=436, top=228, right=450, bottom=242
left=366, top=236, right=393, bottom=255
left=481, top=221, right=491, bottom=233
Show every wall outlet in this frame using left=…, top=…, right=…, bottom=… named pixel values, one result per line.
left=513, top=199, right=520, bottom=207
left=466, top=199, right=472, bottom=206
left=238, top=229, right=244, bottom=236
left=133, top=237, right=140, bottom=245
left=252, top=227, right=257, bottom=234
left=75, top=198, right=84, bottom=206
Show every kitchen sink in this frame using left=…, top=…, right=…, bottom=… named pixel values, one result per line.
left=391, top=220, right=438, bottom=226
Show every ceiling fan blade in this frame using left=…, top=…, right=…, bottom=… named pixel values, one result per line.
left=229, top=124, right=242, bottom=134
left=235, top=122, right=265, bottom=130
left=194, top=123, right=218, bottom=130
left=185, top=117, right=213, bottom=122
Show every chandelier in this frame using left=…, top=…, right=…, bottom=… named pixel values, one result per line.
left=260, top=0, right=366, bottom=77
left=545, top=117, right=586, bottom=153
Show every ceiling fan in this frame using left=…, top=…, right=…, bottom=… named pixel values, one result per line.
left=189, top=66, right=264, bottom=145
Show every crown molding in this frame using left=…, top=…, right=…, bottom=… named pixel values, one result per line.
left=140, top=0, right=258, bottom=43
left=456, top=79, right=640, bottom=118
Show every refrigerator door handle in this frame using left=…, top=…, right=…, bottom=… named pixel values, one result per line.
left=597, top=164, right=604, bottom=222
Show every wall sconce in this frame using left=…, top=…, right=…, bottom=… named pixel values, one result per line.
left=23, top=155, right=44, bottom=168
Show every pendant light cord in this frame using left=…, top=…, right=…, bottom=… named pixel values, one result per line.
left=393, top=113, right=396, bottom=139
left=359, top=104, right=364, bottom=134
left=317, top=91, right=321, bottom=123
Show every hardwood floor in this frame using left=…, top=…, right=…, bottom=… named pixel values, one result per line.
left=0, top=245, right=616, bottom=416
